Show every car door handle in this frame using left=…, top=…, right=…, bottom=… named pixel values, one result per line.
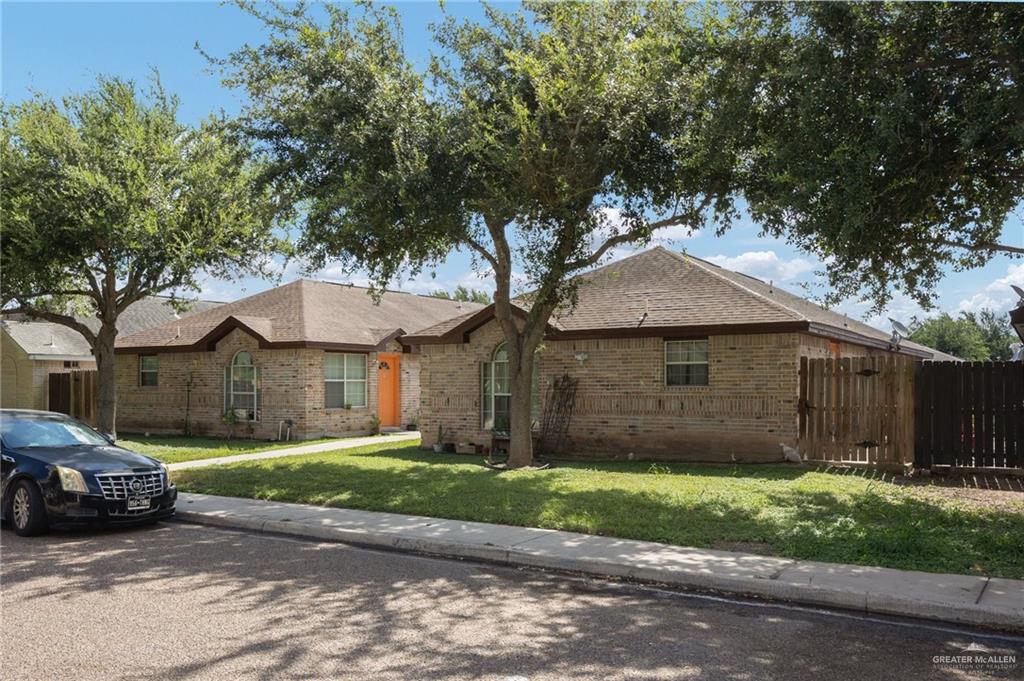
left=1, top=455, right=14, bottom=463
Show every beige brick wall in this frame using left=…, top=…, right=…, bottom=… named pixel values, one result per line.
left=420, top=320, right=804, bottom=462
left=116, top=330, right=421, bottom=439
left=1, top=330, right=96, bottom=410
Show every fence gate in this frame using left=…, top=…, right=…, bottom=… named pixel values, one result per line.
left=47, top=370, right=98, bottom=425
left=798, top=356, right=916, bottom=467
left=915, top=361, right=1023, bottom=469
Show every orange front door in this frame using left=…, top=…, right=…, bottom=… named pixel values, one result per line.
left=377, top=353, right=401, bottom=428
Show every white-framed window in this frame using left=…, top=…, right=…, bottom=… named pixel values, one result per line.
left=325, top=353, right=367, bottom=408
left=139, top=355, right=158, bottom=387
left=224, top=351, right=260, bottom=421
left=481, top=343, right=512, bottom=431
left=481, top=342, right=540, bottom=432
left=665, top=339, right=709, bottom=386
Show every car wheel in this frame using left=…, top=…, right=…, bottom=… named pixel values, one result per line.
left=11, top=480, right=48, bottom=537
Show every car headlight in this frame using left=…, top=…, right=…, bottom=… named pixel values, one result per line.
left=160, top=463, right=172, bottom=485
left=56, top=466, right=88, bottom=493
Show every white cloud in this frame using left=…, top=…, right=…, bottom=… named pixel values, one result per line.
left=957, top=263, right=1024, bottom=314
left=835, top=292, right=928, bottom=333
left=706, top=251, right=817, bottom=282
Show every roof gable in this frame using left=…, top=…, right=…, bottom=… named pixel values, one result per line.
left=404, top=247, right=949, bottom=359
left=115, top=279, right=483, bottom=352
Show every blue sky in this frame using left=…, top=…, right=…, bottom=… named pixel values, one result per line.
left=4, top=1, right=1023, bottom=331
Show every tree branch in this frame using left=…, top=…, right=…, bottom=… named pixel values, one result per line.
left=10, top=300, right=98, bottom=347
left=464, top=236, right=498, bottom=270
left=938, top=238, right=1024, bottom=256
left=566, top=209, right=704, bottom=272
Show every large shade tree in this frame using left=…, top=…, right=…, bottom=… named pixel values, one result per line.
left=731, top=2, right=1024, bottom=309
left=1, top=76, right=283, bottom=434
left=217, top=1, right=744, bottom=467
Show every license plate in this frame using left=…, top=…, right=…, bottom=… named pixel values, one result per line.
left=126, top=497, right=151, bottom=510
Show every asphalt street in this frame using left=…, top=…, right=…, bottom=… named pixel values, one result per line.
left=1, top=521, right=1020, bottom=680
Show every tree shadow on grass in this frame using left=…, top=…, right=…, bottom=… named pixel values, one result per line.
left=176, top=452, right=1024, bottom=580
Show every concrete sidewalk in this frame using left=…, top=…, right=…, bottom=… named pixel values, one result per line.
left=175, top=493, right=1023, bottom=632
left=167, top=431, right=420, bottom=471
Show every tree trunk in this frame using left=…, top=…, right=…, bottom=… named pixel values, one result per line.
left=94, top=324, right=118, bottom=437
left=504, top=339, right=537, bottom=468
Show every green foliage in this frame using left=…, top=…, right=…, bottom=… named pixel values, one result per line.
left=970, top=309, right=1021, bottom=361
left=728, top=3, right=1024, bottom=310
left=174, top=440, right=1024, bottom=579
left=908, top=306, right=1020, bottom=361
left=1, top=75, right=285, bottom=431
left=1, top=75, right=284, bottom=319
left=909, top=314, right=988, bottom=360
left=217, top=0, right=738, bottom=300
left=429, top=285, right=491, bottom=305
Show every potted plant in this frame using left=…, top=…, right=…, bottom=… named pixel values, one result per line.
left=369, top=413, right=381, bottom=436
left=406, top=413, right=419, bottom=431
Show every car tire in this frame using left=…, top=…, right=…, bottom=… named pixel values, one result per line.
left=10, top=480, right=48, bottom=537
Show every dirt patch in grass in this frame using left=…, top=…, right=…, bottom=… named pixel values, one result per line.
left=893, top=473, right=1024, bottom=513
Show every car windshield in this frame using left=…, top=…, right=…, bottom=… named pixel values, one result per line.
left=0, top=414, right=109, bottom=449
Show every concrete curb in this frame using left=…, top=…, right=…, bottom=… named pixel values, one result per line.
left=175, top=495, right=1024, bottom=633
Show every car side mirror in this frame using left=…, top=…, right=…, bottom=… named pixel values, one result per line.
left=101, top=432, right=116, bottom=445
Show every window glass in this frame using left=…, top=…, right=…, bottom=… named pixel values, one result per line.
left=324, top=354, right=345, bottom=380
left=665, top=340, right=709, bottom=386
left=0, top=414, right=109, bottom=448
left=345, top=354, right=367, bottom=380
left=139, top=355, right=158, bottom=387
left=325, top=382, right=346, bottom=408
left=325, top=353, right=367, bottom=408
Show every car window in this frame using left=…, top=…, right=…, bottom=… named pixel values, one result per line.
left=0, top=415, right=109, bottom=448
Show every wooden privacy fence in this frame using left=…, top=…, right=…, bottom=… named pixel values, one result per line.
left=798, top=356, right=916, bottom=468
left=915, top=361, right=1023, bottom=470
left=47, top=370, right=98, bottom=426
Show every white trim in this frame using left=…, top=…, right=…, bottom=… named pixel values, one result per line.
left=26, top=354, right=94, bottom=362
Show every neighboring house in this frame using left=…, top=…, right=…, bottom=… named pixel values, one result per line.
left=114, top=280, right=483, bottom=439
left=405, top=247, right=958, bottom=463
left=1, top=296, right=222, bottom=411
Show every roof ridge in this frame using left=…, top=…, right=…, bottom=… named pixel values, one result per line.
left=300, top=277, right=486, bottom=307
left=655, top=247, right=807, bottom=322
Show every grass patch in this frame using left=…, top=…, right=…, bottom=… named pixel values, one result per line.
left=172, top=439, right=1024, bottom=578
left=119, top=434, right=348, bottom=464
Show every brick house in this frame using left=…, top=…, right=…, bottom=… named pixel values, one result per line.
left=405, top=247, right=956, bottom=462
left=1, top=296, right=221, bottom=412
left=114, top=280, right=481, bottom=439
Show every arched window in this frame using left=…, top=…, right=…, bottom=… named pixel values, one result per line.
left=481, top=342, right=539, bottom=433
left=224, top=351, right=260, bottom=421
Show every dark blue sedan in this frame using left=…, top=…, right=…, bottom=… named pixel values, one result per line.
left=1, top=410, right=176, bottom=536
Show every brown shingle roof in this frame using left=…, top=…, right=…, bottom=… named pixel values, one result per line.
left=115, top=280, right=483, bottom=352
left=405, top=247, right=953, bottom=360
left=3, top=296, right=223, bottom=359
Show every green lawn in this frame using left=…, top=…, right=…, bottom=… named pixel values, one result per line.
left=172, top=439, right=1024, bottom=579
left=118, top=434, right=348, bottom=464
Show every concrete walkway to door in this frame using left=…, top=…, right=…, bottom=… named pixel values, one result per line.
left=166, top=431, right=420, bottom=471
